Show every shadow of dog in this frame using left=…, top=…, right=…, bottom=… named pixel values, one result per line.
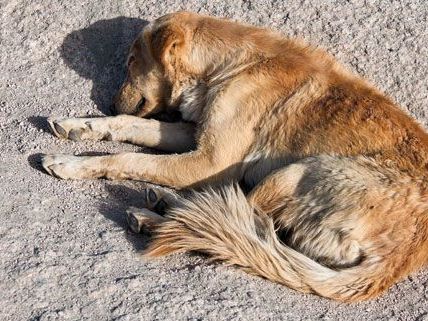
left=60, top=17, right=148, bottom=114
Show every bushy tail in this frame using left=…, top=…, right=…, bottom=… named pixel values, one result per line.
left=144, top=185, right=392, bottom=302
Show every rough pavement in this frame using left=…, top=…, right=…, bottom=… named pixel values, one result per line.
left=0, top=1, right=427, bottom=320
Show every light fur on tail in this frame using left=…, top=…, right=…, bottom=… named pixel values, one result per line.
left=144, top=185, right=394, bottom=302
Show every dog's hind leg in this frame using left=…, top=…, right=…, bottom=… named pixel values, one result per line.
left=48, top=115, right=196, bottom=152
left=245, top=158, right=369, bottom=269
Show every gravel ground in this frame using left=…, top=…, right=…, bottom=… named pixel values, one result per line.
left=1, top=1, right=427, bottom=320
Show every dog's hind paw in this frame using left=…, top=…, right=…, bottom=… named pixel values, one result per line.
left=142, top=187, right=180, bottom=215
left=126, top=207, right=167, bottom=234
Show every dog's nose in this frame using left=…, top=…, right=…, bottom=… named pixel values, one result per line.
left=108, top=103, right=116, bottom=116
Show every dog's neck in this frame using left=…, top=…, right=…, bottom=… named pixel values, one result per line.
left=174, top=55, right=262, bottom=123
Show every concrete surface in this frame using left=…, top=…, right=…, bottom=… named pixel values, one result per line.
left=0, top=0, right=427, bottom=320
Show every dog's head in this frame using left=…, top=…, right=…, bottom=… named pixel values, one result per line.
left=111, top=12, right=264, bottom=117
left=111, top=12, right=196, bottom=117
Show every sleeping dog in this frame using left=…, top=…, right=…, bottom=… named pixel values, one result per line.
left=42, top=12, right=428, bottom=302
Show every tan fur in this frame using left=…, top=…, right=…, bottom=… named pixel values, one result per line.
left=41, top=12, right=428, bottom=302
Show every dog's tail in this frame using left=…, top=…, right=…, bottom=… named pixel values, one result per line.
left=144, top=185, right=394, bottom=302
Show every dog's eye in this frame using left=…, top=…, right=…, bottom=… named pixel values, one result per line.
left=127, top=56, right=135, bottom=67
left=137, top=97, right=146, bottom=111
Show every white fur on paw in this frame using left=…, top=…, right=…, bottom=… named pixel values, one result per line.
left=47, top=118, right=106, bottom=141
left=41, top=154, right=91, bottom=179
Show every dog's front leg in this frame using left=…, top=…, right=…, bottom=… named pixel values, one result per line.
left=41, top=107, right=257, bottom=187
left=42, top=77, right=263, bottom=187
left=41, top=149, right=240, bottom=188
left=48, top=115, right=196, bottom=153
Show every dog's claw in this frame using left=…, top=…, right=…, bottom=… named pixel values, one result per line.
left=148, top=189, right=157, bottom=203
left=47, top=118, right=65, bottom=138
left=127, top=208, right=143, bottom=233
left=40, top=154, right=54, bottom=176
left=54, top=123, right=67, bottom=138
left=144, top=187, right=163, bottom=210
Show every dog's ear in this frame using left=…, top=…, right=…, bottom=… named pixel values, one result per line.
left=150, top=23, right=186, bottom=74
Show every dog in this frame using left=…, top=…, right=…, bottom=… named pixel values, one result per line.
left=41, top=12, right=428, bottom=302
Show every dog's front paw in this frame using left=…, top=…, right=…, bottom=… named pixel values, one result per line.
left=41, top=154, right=95, bottom=179
left=47, top=118, right=108, bottom=141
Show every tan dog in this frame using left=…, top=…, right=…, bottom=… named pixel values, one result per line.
left=41, top=12, right=428, bottom=302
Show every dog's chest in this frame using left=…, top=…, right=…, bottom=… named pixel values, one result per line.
left=179, top=84, right=207, bottom=122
